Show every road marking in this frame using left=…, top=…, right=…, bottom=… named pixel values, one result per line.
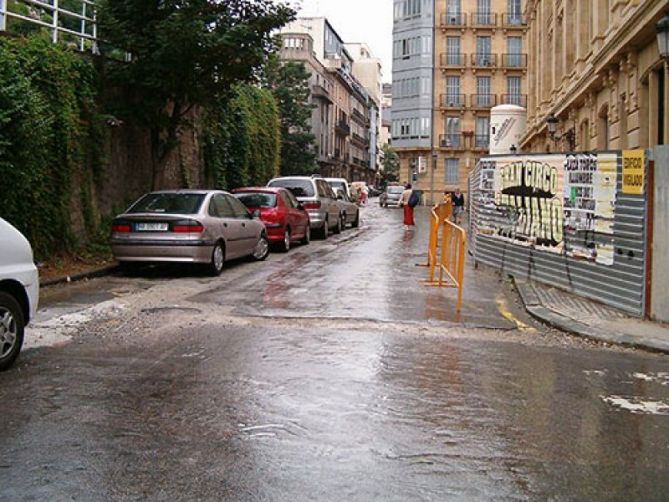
left=496, top=294, right=536, bottom=332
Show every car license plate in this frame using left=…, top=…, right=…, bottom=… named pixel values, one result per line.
left=136, top=223, right=169, bottom=232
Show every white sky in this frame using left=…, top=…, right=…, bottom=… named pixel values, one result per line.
left=292, top=0, right=393, bottom=83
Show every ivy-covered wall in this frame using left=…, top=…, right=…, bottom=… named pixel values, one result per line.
left=204, top=84, right=281, bottom=190
left=0, top=36, right=282, bottom=260
left=0, top=36, right=104, bottom=259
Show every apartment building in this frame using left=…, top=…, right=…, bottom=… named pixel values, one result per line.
left=280, top=18, right=378, bottom=183
left=521, top=0, right=669, bottom=152
left=392, top=0, right=526, bottom=201
left=345, top=43, right=384, bottom=172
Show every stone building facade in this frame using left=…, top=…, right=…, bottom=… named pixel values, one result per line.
left=393, top=0, right=527, bottom=201
left=280, top=18, right=379, bottom=183
left=521, top=0, right=669, bottom=152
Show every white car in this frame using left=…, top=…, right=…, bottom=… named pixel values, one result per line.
left=0, top=218, right=39, bottom=371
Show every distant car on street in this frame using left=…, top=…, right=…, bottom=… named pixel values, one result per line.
left=267, top=176, right=341, bottom=239
left=325, top=178, right=360, bottom=228
left=232, top=187, right=311, bottom=252
left=111, top=190, right=270, bottom=276
left=0, top=218, right=39, bottom=371
left=380, top=185, right=405, bottom=208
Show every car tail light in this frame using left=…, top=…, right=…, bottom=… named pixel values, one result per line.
left=302, top=201, right=321, bottom=210
left=112, top=223, right=131, bottom=233
left=172, top=220, right=205, bottom=233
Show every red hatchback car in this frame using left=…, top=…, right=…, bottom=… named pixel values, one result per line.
left=232, top=187, right=310, bottom=252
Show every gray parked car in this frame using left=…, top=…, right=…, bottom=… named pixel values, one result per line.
left=111, top=190, right=270, bottom=275
left=380, top=185, right=405, bottom=208
left=325, top=178, right=360, bottom=228
left=267, top=176, right=341, bottom=239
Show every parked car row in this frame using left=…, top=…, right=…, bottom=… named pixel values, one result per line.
left=110, top=175, right=363, bottom=276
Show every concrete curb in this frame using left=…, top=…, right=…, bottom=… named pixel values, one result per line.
left=514, top=279, right=669, bottom=355
left=41, top=264, right=119, bottom=288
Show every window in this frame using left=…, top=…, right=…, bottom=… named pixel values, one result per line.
left=446, top=37, right=461, bottom=65
left=507, top=76, right=522, bottom=105
left=447, top=0, right=461, bottom=24
left=507, top=0, right=521, bottom=24
left=476, top=37, right=492, bottom=66
left=446, top=76, right=461, bottom=104
left=445, top=117, right=461, bottom=146
left=507, top=37, right=522, bottom=67
left=476, top=76, right=491, bottom=106
left=475, top=117, right=490, bottom=147
left=210, top=195, right=235, bottom=218
left=227, top=195, right=252, bottom=218
left=477, top=0, right=491, bottom=24
left=445, top=158, right=459, bottom=184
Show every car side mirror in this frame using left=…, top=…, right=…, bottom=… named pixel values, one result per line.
left=337, top=193, right=344, bottom=200
left=297, top=203, right=305, bottom=211
left=252, top=209, right=261, bottom=219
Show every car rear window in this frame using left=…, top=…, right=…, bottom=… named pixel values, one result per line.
left=234, top=192, right=277, bottom=208
left=328, top=181, right=347, bottom=193
left=268, top=179, right=315, bottom=197
left=388, top=187, right=405, bottom=194
left=128, top=193, right=205, bottom=214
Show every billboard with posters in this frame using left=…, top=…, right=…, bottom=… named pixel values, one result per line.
left=477, top=152, right=619, bottom=265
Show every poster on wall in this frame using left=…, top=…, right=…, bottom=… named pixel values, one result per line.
left=477, top=152, right=619, bottom=265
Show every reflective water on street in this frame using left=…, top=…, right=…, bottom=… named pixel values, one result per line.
left=1, top=204, right=668, bottom=500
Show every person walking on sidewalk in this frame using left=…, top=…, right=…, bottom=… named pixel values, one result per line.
left=451, top=187, right=465, bottom=225
left=398, top=183, right=418, bottom=230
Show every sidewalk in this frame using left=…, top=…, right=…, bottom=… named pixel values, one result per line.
left=515, top=280, right=669, bottom=354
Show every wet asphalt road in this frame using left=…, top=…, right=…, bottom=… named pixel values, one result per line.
left=2, top=203, right=669, bottom=501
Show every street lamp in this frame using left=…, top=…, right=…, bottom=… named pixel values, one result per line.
left=546, top=113, right=575, bottom=151
left=656, top=12, right=669, bottom=63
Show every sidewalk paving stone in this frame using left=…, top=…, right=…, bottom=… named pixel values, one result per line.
left=515, top=279, right=669, bottom=354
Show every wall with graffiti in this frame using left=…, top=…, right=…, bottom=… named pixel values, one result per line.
left=469, top=151, right=649, bottom=315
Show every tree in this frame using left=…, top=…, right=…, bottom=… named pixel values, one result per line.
left=380, top=144, right=400, bottom=187
left=97, top=0, right=294, bottom=188
left=263, top=54, right=317, bottom=176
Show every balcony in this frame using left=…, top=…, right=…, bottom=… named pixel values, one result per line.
left=351, top=132, right=368, bottom=148
left=440, top=12, right=467, bottom=29
left=470, top=93, right=497, bottom=109
left=471, top=12, right=497, bottom=28
left=439, top=53, right=466, bottom=68
left=439, top=134, right=467, bottom=150
left=472, top=134, right=490, bottom=151
left=439, top=94, right=466, bottom=110
left=502, top=14, right=526, bottom=28
left=335, top=120, right=351, bottom=136
left=501, top=94, right=528, bottom=107
left=351, top=108, right=368, bottom=126
left=311, top=84, right=333, bottom=103
left=352, top=156, right=368, bottom=168
left=501, top=53, right=528, bottom=69
left=471, top=53, right=497, bottom=69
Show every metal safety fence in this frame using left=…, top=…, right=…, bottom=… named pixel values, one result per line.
left=0, top=0, right=98, bottom=52
left=418, top=198, right=467, bottom=312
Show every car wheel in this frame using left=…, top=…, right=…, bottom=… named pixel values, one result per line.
left=209, top=242, right=225, bottom=276
left=352, top=210, right=360, bottom=228
left=0, top=292, right=25, bottom=372
left=253, top=234, right=270, bottom=261
left=301, top=224, right=311, bottom=245
left=319, top=220, right=329, bottom=240
left=281, top=228, right=291, bottom=253
left=334, top=215, right=342, bottom=234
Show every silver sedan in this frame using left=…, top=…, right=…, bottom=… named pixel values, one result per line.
left=111, top=190, right=270, bottom=275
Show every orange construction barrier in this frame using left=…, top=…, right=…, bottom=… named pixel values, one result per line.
left=418, top=198, right=466, bottom=312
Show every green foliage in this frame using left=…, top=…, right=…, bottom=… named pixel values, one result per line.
left=380, top=144, right=400, bottom=186
left=98, top=0, right=294, bottom=186
left=0, top=36, right=103, bottom=259
left=204, top=84, right=281, bottom=190
left=263, top=55, right=317, bottom=176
